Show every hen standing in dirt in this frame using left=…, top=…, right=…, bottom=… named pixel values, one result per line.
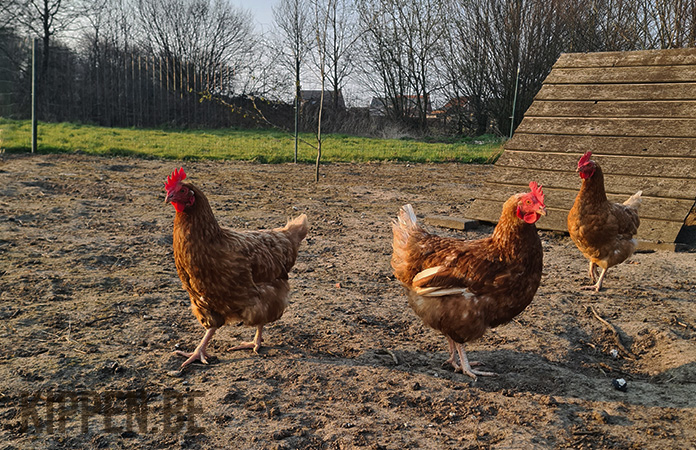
left=567, top=152, right=641, bottom=292
left=391, top=182, right=546, bottom=379
left=164, top=168, right=308, bottom=370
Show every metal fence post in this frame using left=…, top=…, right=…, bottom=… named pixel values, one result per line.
left=31, top=38, right=38, bottom=153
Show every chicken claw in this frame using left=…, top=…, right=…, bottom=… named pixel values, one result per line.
left=588, top=262, right=598, bottom=283
left=581, top=267, right=607, bottom=292
left=174, top=327, right=217, bottom=370
left=174, top=347, right=210, bottom=369
left=229, top=326, right=264, bottom=353
left=455, top=342, right=497, bottom=380
left=445, top=337, right=496, bottom=379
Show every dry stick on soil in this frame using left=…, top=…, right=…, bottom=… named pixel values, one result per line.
left=587, top=305, right=634, bottom=359
left=385, top=349, right=399, bottom=365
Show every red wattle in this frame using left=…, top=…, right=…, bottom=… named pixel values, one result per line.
left=523, top=212, right=539, bottom=224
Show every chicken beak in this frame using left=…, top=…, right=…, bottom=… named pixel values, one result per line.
left=164, top=192, right=173, bottom=204
left=538, top=206, right=547, bottom=216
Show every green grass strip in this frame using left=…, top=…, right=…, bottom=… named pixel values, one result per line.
left=0, top=119, right=503, bottom=164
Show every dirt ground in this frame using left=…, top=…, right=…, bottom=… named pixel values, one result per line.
left=0, top=153, right=695, bottom=449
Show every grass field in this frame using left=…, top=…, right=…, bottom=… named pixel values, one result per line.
left=0, top=118, right=504, bottom=163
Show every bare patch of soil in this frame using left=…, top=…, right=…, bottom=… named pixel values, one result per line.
left=0, top=154, right=694, bottom=449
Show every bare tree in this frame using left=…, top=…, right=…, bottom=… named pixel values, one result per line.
left=637, top=0, right=696, bottom=48
left=324, top=0, right=360, bottom=111
left=466, top=0, right=570, bottom=135
left=5, top=0, right=85, bottom=73
left=273, top=0, right=313, bottom=162
left=438, top=1, right=492, bottom=135
left=358, top=0, right=448, bottom=133
left=136, top=0, right=258, bottom=95
left=357, top=1, right=411, bottom=124
left=0, top=2, right=14, bottom=30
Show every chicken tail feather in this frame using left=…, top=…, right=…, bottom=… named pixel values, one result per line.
left=392, top=204, right=425, bottom=282
left=392, top=204, right=419, bottom=248
left=623, top=190, right=642, bottom=210
left=281, top=214, right=309, bottom=245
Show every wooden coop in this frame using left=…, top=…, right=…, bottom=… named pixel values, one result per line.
left=466, top=48, right=696, bottom=250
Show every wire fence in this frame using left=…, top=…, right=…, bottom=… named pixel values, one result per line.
left=0, top=38, right=293, bottom=129
left=0, top=36, right=452, bottom=136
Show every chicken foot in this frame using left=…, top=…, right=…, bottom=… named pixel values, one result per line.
left=582, top=266, right=607, bottom=292
left=445, top=337, right=494, bottom=380
left=445, top=337, right=477, bottom=371
left=229, top=325, right=264, bottom=353
left=174, top=327, right=217, bottom=370
left=456, top=344, right=497, bottom=380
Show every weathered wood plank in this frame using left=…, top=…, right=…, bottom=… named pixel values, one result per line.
left=535, top=83, right=696, bottom=101
left=476, top=183, right=694, bottom=222
left=424, top=215, right=479, bottom=231
left=515, top=117, right=696, bottom=138
left=496, top=150, right=696, bottom=179
left=525, top=100, right=696, bottom=119
left=505, top=134, right=696, bottom=158
left=545, top=66, right=696, bottom=84
left=555, top=49, right=696, bottom=69
left=466, top=198, right=684, bottom=242
left=484, top=166, right=696, bottom=200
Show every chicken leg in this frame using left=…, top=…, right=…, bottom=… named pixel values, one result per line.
left=174, top=327, right=217, bottom=370
left=446, top=337, right=496, bottom=380
left=456, top=344, right=496, bottom=380
left=445, top=336, right=462, bottom=371
left=588, top=261, right=598, bottom=282
left=582, top=266, right=607, bottom=292
left=229, top=325, right=264, bottom=353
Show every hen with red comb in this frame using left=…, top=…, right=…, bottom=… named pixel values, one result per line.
left=567, top=152, right=642, bottom=291
left=164, top=168, right=308, bottom=370
left=391, top=183, right=546, bottom=379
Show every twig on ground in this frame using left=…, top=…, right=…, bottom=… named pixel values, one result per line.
left=587, top=305, right=634, bottom=359
left=385, top=349, right=399, bottom=365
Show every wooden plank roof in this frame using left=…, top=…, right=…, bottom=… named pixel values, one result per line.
left=466, top=48, right=696, bottom=248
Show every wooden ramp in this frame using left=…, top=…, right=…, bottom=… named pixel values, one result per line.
left=467, top=48, right=696, bottom=248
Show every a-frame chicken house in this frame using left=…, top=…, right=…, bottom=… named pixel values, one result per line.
left=467, top=48, right=696, bottom=249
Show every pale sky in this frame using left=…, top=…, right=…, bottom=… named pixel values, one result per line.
left=236, top=0, right=277, bottom=32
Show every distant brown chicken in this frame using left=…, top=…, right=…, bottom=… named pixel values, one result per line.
left=391, top=182, right=546, bottom=379
left=567, top=152, right=641, bottom=292
left=164, top=168, right=308, bottom=369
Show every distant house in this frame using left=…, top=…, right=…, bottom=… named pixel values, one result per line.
left=300, top=90, right=346, bottom=110
left=432, top=97, right=472, bottom=119
left=369, top=95, right=432, bottom=118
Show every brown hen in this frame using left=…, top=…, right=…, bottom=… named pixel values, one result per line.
left=165, top=168, right=308, bottom=370
left=391, top=182, right=546, bottom=379
left=567, top=152, right=641, bottom=292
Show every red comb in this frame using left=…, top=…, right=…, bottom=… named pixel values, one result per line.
left=578, top=151, right=592, bottom=168
left=165, top=167, right=186, bottom=191
left=529, top=181, right=545, bottom=206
